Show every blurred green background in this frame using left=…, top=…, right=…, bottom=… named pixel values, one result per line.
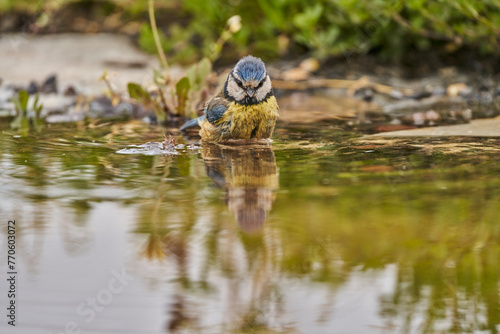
left=1, top=0, right=500, bottom=65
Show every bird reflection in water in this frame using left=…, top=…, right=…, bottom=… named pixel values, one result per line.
left=201, top=143, right=279, bottom=233
left=136, top=141, right=281, bottom=332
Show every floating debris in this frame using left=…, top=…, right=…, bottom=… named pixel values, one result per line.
left=116, top=135, right=200, bottom=155
left=162, top=134, right=176, bottom=151
left=117, top=141, right=179, bottom=155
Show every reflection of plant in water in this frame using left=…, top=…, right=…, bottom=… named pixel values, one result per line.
left=273, top=141, right=500, bottom=332
left=3, top=124, right=500, bottom=332
left=377, top=201, right=500, bottom=333
left=136, top=156, right=181, bottom=261
left=58, top=199, right=94, bottom=256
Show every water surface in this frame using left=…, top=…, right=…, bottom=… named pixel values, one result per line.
left=1, top=121, right=500, bottom=334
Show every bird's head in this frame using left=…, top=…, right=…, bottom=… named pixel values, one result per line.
left=225, top=56, right=273, bottom=105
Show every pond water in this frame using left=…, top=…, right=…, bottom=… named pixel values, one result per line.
left=1, top=121, right=500, bottom=334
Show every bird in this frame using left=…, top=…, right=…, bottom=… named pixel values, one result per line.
left=179, top=55, right=279, bottom=142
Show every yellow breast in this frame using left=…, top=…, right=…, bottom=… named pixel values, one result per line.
left=199, top=96, right=279, bottom=142
left=223, top=96, right=279, bottom=140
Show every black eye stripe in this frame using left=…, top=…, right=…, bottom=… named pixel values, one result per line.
left=231, top=73, right=267, bottom=89
left=256, top=78, right=266, bottom=88
left=231, top=73, right=244, bottom=88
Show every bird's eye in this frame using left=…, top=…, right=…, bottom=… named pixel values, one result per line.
left=256, top=79, right=265, bottom=89
left=230, top=72, right=245, bottom=88
left=234, top=78, right=243, bottom=87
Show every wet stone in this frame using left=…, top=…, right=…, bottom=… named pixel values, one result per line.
left=27, top=81, right=39, bottom=95
left=88, top=97, right=147, bottom=120
left=354, top=87, right=374, bottom=102
left=64, top=85, right=77, bottom=96
left=410, top=90, right=432, bottom=100
left=45, top=106, right=85, bottom=123
left=38, top=95, right=76, bottom=116
left=432, top=85, right=446, bottom=96
left=41, top=74, right=58, bottom=94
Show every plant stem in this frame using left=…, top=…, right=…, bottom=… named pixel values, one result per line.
left=157, top=84, right=172, bottom=116
left=148, top=0, right=170, bottom=78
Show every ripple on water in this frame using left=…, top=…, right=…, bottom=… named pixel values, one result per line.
left=1, top=122, right=500, bottom=333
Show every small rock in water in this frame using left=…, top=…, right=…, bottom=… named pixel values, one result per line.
left=447, top=83, right=470, bottom=97
left=89, top=96, right=113, bottom=115
left=425, top=110, right=440, bottom=126
left=64, top=85, right=77, bottom=96
left=41, top=74, right=58, bottom=94
left=389, top=90, right=404, bottom=100
left=27, top=81, right=39, bottom=95
left=38, top=95, right=76, bottom=116
left=412, top=112, right=425, bottom=126
left=432, top=86, right=447, bottom=96
left=494, top=87, right=500, bottom=97
left=354, top=87, right=374, bottom=102
left=45, top=105, right=85, bottom=123
left=411, top=90, right=432, bottom=100
left=463, top=108, right=472, bottom=120
left=89, top=97, right=147, bottom=120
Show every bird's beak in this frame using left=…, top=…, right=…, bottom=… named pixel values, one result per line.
left=246, top=88, right=255, bottom=97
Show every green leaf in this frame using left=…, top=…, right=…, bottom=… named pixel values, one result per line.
left=127, top=82, right=151, bottom=103
left=186, top=66, right=196, bottom=89
left=99, top=69, right=108, bottom=81
left=176, top=77, right=191, bottom=116
left=293, top=4, right=323, bottom=30
left=256, top=0, right=286, bottom=29
left=33, top=94, right=43, bottom=116
left=16, top=90, right=29, bottom=113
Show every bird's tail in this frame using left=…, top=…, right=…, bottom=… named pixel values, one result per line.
left=179, top=116, right=205, bottom=132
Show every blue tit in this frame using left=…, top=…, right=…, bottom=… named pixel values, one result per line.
left=180, top=55, right=279, bottom=142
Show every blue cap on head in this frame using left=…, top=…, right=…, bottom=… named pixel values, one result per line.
left=234, top=56, right=266, bottom=82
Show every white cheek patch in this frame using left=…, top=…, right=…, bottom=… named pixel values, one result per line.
left=255, top=75, right=272, bottom=101
left=227, top=76, right=246, bottom=101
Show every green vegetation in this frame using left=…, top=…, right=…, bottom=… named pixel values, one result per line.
left=10, top=90, right=44, bottom=135
left=1, top=0, right=499, bottom=62
left=125, top=0, right=237, bottom=120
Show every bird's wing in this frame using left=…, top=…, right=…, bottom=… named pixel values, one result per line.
left=204, top=95, right=231, bottom=125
